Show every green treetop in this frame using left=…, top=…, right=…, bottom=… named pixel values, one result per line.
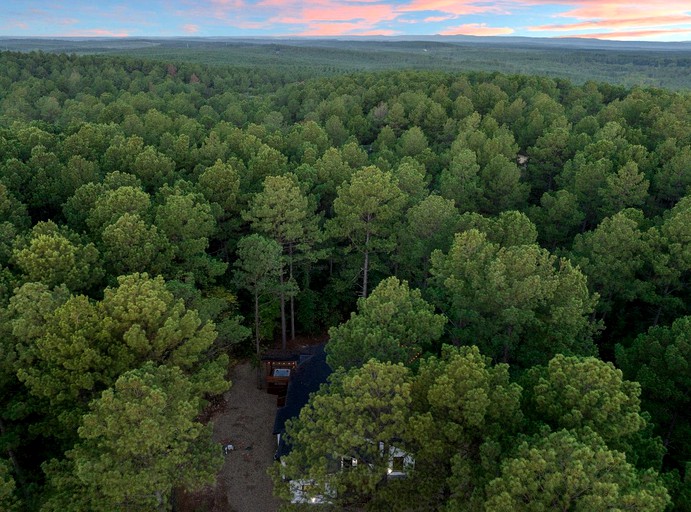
left=274, top=360, right=413, bottom=508
left=326, top=277, right=446, bottom=370
left=233, top=234, right=283, bottom=358
left=484, top=429, right=670, bottom=512
left=429, top=229, right=598, bottom=367
left=46, top=363, right=222, bottom=512
left=327, top=166, right=406, bottom=298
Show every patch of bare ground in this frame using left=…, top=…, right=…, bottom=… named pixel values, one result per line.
left=177, top=362, right=282, bottom=512
left=176, top=334, right=329, bottom=512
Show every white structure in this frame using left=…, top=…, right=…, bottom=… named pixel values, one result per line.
left=289, top=479, right=335, bottom=504
left=382, top=443, right=415, bottom=479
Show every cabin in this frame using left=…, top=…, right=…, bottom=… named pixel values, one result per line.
left=271, top=345, right=414, bottom=504
left=272, top=344, right=332, bottom=458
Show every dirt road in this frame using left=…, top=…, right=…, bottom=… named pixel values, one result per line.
left=212, top=362, right=282, bottom=512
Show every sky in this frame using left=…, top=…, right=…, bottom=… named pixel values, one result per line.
left=1, top=0, right=690, bottom=41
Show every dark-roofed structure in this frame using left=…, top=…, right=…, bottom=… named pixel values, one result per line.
left=272, top=344, right=332, bottom=460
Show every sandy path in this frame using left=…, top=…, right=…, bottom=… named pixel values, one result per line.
left=212, top=363, right=282, bottom=512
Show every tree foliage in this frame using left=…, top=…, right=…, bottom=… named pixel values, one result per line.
left=485, top=429, right=670, bottom=512
left=326, top=277, right=446, bottom=370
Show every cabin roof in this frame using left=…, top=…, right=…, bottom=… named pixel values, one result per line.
left=273, top=344, right=332, bottom=459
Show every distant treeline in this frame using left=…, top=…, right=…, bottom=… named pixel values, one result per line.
left=2, top=37, right=690, bottom=89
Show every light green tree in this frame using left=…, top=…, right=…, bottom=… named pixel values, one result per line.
left=456, top=210, right=538, bottom=248
left=409, top=345, right=523, bottom=510
left=326, top=277, right=446, bottom=370
left=12, top=221, right=103, bottom=292
left=12, top=273, right=227, bottom=434
left=100, top=213, right=172, bottom=277
left=48, top=363, right=222, bottom=511
left=327, top=166, right=406, bottom=298
left=197, top=159, right=241, bottom=216
left=484, top=429, right=670, bottom=512
left=273, top=360, right=413, bottom=508
left=86, top=186, right=151, bottom=235
left=0, top=459, right=18, bottom=512
left=524, top=355, right=649, bottom=454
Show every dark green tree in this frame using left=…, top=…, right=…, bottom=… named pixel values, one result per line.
left=616, top=317, right=691, bottom=471
left=430, top=229, right=598, bottom=367
left=243, top=174, right=319, bottom=346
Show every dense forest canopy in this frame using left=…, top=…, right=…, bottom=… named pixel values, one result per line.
left=2, top=37, right=691, bottom=90
left=0, top=47, right=690, bottom=510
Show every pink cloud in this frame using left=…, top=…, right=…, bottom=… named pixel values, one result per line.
left=530, top=14, right=691, bottom=32
left=301, top=3, right=397, bottom=24
left=60, top=29, right=130, bottom=37
left=258, top=0, right=401, bottom=35
left=557, top=27, right=691, bottom=39
left=183, top=23, right=200, bottom=33
left=423, top=14, right=459, bottom=23
left=521, top=0, right=690, bottom=20
left=295, top=22, right=396, bottom=36
left=440, top=23, right=515, bottom=36
left=399, top=0, right=505, bottom=17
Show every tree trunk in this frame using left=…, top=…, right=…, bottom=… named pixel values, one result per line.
left=254, top=291, right=260, bottom=359
left=503, top=325, right=513, bottom=364
left=279, top=270, right=287, bottom=350
left=663, top=410, right=679, bottom=448
left=362, top=228, right=371, bottom=298
left=0, top=417, right=22, bottom=484
left=155, top=490, right=166, bottom=512
left=289, top=245, right=296, bottom=341
left=653, top=283, right=670, bottom=327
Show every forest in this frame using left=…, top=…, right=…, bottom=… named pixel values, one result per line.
left=0, top=47, right=689, bottom=510
left=2, top=37, right=691, bottom=90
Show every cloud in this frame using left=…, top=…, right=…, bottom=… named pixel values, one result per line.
left=260, top=0, right=400, bottom=36
left=423, top=14, right=459, bottom=23
left=60, top=29, right=130, bottom=37
left=295, top=22, right=396, bottom=36
left=557, top=27, right=691, bottom=40
left=175, top=0, right=507, bottom=35
left=183, top=23, right=200, bottom=33
left=399, top=0, right=506, bottom=17
left=530, top=14, right=691, bottom=32
left=520, top=0, right=691, bottom=24
left=440, top=23, right=514, bottom=36
left=1, top=20, right=29, bottom=30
